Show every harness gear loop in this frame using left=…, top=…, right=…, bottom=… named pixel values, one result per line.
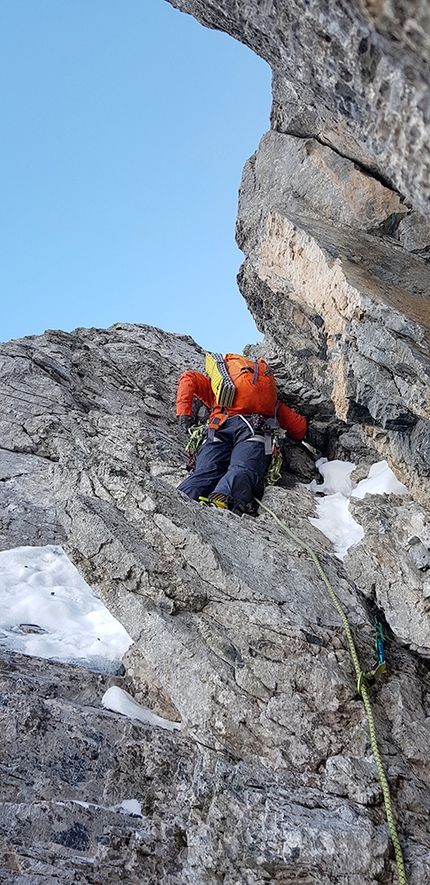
left=255, top=496, right=407, bottom=885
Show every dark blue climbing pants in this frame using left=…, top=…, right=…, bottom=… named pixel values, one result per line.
left=177, top=415, right=271, bottom=510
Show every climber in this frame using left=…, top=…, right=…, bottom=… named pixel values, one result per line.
left=176, top=352, right=307, bottom=513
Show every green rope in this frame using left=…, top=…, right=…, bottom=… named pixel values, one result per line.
left=360, top=684, right=406, bottom=885
left=255, top=496, right=407, bottom=885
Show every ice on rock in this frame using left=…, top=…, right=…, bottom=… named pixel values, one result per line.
left=101, top=685, right=181, bottom=732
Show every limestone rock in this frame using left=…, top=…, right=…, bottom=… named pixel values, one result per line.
left=237, top=131, right=407, bottom=242
left=1, top=0, right=429, bottom=879
left=167, top=0, right=430, bottom=506
left=347, top=494, right=430, bottom=656
left=0, top=323, right=429, bottom=883
left=397, top=212, right=430, bottom=253
left=0, top=647, right=195, bottom=884
left=236, top=134, right=430, bottom=508
left=166, top=0, right=430, bottom=214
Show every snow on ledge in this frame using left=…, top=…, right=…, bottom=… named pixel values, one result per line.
left=351, top=460, right=408, bottom=499
left=101, top=685, right=182, bottom=732
left=0, top=545, right=132, bottom=666
left=307, top=459, right=408, bottom=561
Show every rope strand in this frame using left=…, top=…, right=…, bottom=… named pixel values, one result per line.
left=255, top=496, right=407, bottom=885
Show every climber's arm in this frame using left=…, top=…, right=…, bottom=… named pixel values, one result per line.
left=277, top=402, right=307, bottom=440
left=176, top=371, right=213, bottom=417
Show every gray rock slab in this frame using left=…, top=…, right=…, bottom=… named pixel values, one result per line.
left=0, top=323, right=429, bottom=882
left=0, top=648, right=195, bottom=884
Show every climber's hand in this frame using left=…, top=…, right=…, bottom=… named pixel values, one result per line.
left=178, top=415, right=193, bottom=433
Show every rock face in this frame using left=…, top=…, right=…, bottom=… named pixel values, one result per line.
left=0, top=647, right=194, bottom=884
left=236, top=131, right=430, bottom=510
left=167, top=0, right=430, bottom=214
left=0, top=323, right=429, bottom=884
left=1, top=0, right=430, bottom=882
left=168, top=1, right=430, bottom=515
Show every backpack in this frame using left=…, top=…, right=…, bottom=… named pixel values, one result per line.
left=206, top=352, right=277, bottom=416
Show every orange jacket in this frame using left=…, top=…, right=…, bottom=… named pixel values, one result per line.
left=176, top=370, right=307, bottom=441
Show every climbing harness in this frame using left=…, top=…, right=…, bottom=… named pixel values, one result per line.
left=184, top=417, right=282, bottom=481
left=255, top=496, right=407, bottom=885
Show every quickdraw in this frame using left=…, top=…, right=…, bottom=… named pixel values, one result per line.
left=357, top=620, right=386, bottom=693
left=184, top=424, right=205, bottom=470
left=266, top=433, right=282, bottom=486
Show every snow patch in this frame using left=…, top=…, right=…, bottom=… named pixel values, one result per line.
left=309, top=492, right=364, bottom=561
left=101, top=685, right=181, bottom=732
left=308, top=459, right=408, bottom=560
left=307, top=459, right=357, bottom=497
left=77, top=798, right=143, bottom=816
left=117, top=799, right=143, bottom=816
left=58, top=798, right=144, bottom=817
left=352, top=460, right=408, bottom=499
left=0, top=545, right=132, bottom=665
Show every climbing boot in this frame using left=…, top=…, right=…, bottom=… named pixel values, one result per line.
left=208, top=493, right=229, bottom=510
left=198, top=494, right=230, bottom=510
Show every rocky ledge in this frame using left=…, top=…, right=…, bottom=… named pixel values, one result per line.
left=0, top=322, right=429, bottom=883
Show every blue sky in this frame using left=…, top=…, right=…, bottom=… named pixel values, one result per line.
left=0, top=0, right=271, bottom=353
